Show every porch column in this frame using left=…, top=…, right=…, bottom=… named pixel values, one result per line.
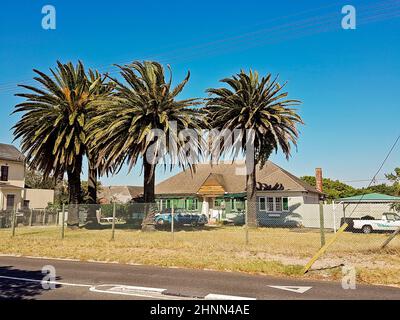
left=201, top=197, right=209, bottom=216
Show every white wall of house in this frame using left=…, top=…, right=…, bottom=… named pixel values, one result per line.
left=255, top=191, right=320, bottom=226
left=0, top=159, right=25, bottom=188
left=0, top=158, right=54, bottom=210
left=23, top=188, right=55, bottom=209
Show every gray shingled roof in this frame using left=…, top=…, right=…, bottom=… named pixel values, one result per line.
left=98, top=186, right=143, bottom=203
left=0, top=143, right=25, bottom=162
left=155, top=161, right=320, bottom=195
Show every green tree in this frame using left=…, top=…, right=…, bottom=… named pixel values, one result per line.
left=386, top=167, right=400, bottom=211
left=87, top=61, right=203, bottom=231
left=300, top=176, right=358, bottom=202
left=205, top=70, right=303, bottom=227
left=25, top=169, right=56, bottom=189
left=13, top=61, right=108, bottom=228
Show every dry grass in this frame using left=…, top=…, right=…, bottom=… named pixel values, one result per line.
left=0, top=225, right=399, bottom=286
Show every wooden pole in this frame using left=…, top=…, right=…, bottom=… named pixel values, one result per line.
left=319, top=201, right=326, bottom=247
left=61, top=204, right=65, bottom=239
left=111, top=202, right=116, bottom=241
left=171, top=206, right=175, bottom=241
left=245, top=201, right=249, bottom=245
left=29, top=208, right=33, bottom=226
left=303, top=222, right=348, bottom=274
left=381, top=226, right=400, bottom=249
left=11, top=205, right=17, bottom=237
left=315, top=168, right=325, bottom=247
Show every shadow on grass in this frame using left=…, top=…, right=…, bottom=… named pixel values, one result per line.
left=0, top=266, right=62, bottom=300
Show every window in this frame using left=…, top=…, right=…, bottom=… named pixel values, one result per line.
left=275, top=197, right=282, bottom=211
left=259, top=196, right=290, bottom=212
left=267, top=197, right=274, bottom=212
left=1, top=166, right=9, bottom=181
left=283, top=197, right=289, bottom=211
left=259, top=197, right=266, bottom=211
left=214, top=198, right=224, bottom=208
left=23, top=200, right=30, bottom=208
left=6, top=194, right=15, bottom=209
left=186, top=199, right=198, bottom=210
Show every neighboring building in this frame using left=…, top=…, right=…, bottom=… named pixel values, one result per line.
left=0, top=143, right=54, bottom=211
left=155, top=161, right=321, bottom=225
left=98, top=185, right=143, bottom=204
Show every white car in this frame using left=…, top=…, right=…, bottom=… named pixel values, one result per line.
left=353, top=213, right=400, bottom=234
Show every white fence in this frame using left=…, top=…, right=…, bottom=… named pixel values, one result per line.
left=299, top=203, right=394, bottom=230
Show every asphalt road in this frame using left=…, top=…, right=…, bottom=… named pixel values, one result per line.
left=0, top=255, right=399, bottom=300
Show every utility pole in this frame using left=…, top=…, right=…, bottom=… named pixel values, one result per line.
left=111, top=202, right=116, bottom=241
left=61, top=203, right=65, bottom=239
left=316, top=168, right=326, bottom=247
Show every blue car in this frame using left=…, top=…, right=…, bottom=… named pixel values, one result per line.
left=155, top=209, right=208, bottom=228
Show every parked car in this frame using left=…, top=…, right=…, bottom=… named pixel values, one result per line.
left=351, top=213, right=400, bottom=234
left=155, top=209, right=208, bottom=227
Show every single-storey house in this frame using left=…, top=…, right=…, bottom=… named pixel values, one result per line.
left=98, top=185, right=143, bottom=204
left=0, top=143, right=54, bottom=211
left=155, top=161, right=321, bottom=225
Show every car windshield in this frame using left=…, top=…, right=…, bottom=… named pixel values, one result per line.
left=385, top=213, right=400, bottom=220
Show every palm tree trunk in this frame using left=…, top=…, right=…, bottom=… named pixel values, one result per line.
left=86, top=155, right=99, bottom=226
left=141, top=159, right=156, bottom=232
left=67, top=155, right=82, bottom=228
left=246, top=151, right=258, bottom=228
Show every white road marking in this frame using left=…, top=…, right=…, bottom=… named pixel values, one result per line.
left=205, top=293, right=256, bottom=300
left=0, top=275, right=91, bottom=288
left=0, top=274, right=191, bottom=299
left=268, top=285, right=312, bottom=293
left=89, top=284, right=186, bottom=300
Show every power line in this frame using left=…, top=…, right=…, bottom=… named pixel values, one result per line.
left=0, top=0, right=399, bottom=94
left=348, top=133, right=400, bottom=217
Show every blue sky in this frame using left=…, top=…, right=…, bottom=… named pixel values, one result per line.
left=0, top=0, right=399, bottom=187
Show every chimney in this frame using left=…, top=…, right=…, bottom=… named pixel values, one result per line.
left=315, top=168, right=323, bottom=193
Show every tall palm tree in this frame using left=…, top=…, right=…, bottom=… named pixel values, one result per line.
left=85, top=70, right=114, bottom=225
left=205, top=70, right=303, bottom=227
left=13, top=61, right=109, bottom=228
left=87, top=61, right=203, bottom=231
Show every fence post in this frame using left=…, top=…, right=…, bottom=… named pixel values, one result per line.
left=380, top=226, right=400, bottom=249
left=111, top=202, right=116, bottom=241
left=61, top=204, right=65, bottom=239
left=29, top=208, right=33, bottom=226
left=11, top=205, right=17, bottom=237
left=319, top=201, right=326, bottom=247
left=332, top=202, right=337, bottom=233
left=245, top=208, right=249, bottom=245
left=42, top=210, right=47, bottom=225
left=171, top=206, right=175, bottom=241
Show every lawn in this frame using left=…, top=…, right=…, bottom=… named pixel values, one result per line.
left=0, top=225, right=399, bottom=286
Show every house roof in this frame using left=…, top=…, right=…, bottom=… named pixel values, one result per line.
left=0, top=143, right=25, bottom=162
left=155, top=161, right=320, bottom=196
left=337, top=193, right=400, bottom=203
left=98, top=185, right=143, bottom=203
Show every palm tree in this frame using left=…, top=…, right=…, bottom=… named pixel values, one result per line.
left=87, top=61, right=203, bottom=231
left=13, top=61, right=109, bottom=228
left=205, top=70, right=303, bottom=227
left=85, top=70, right=114, bottom=225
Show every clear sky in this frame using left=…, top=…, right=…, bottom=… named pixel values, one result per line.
left=0, top=0, right=399, bottom=188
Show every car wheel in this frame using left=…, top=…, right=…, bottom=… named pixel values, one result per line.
left=362, top=225, right=373, bottom=234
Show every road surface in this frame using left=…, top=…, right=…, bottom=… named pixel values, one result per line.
left=0, top=255, right=399, bottom=300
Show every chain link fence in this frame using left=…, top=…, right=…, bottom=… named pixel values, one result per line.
left=1, top=200, right=399, bottom=285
